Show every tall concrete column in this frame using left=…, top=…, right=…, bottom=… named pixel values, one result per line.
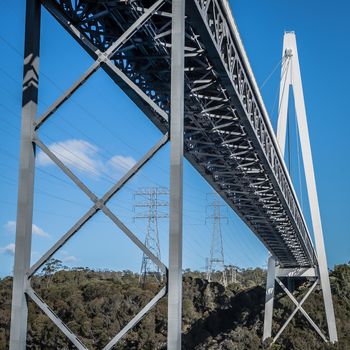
left=167, top=0, right=185, bottom=349
left=277, top=32, right=338, bottom=343
left=263, top=255, right=276, bottom=341
left=9, top=1, right=41, bottom=349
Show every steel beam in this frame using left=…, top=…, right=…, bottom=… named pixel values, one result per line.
left=9, top=1, right=41, bottom=349
left=10, top=1, right=172, bottom=346
left=26, top=134, right=168, bottom=350
left=275, top=277, right=327, bottom=343
left=273, top=279, right=319, bottom=343
left=26, top=287, right=89, bottom=350
left=167, top=0, right=185, bottom=348
left=263, top=260, right=328, bottom=344
left=40, top=0, right=169, bottom=128
left=263, top=255, right=276, bottom=341
left=102, top=287, right=167, bottom=350
left=29, top=135, right=169, bottom=277
left=276, top=266, right=317, bottom=278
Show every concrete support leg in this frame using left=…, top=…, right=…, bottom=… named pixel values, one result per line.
left=263, top=255, right=276, bottom=342
left=167, top=0, right=185, bottom=349
left=291, top=42, right=338, bottom=343
left=277, top=32, right=338, bottom=343
left=9, top=1, right=41, bottom=349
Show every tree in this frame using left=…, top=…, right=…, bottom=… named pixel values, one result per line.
left=42, top=258, right=65, bottom=287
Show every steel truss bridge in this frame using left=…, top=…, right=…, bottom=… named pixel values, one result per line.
left=9, top=0, right=338, bottom=349
left=42, top=0, right=315, bottom=268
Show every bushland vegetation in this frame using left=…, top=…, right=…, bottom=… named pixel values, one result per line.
left=1, top=261, right=349, bottom=349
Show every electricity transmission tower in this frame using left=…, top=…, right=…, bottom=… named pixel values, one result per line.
left=206, top=193, right=228, bottom=287
left=226, top=265, right=237, bottom=284
left=134, top=187, right=169, bottom=284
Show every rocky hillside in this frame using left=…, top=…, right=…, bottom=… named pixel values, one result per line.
left=0, top=262, right=349, bottom=349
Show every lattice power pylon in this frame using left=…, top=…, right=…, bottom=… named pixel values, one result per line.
left=227, top=265, right=237, bottom=284
left=206, top=193, right=228, bottom=287
left=134, top=187, right=169, bottom=284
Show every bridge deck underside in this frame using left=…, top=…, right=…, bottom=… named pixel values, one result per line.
left=45, top=0, right=316, bottom=268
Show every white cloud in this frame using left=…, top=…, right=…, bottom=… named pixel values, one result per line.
left=0, top=243, right=15, bottom=256
left=4, top=221, right=50, bottom=238
left=107, top=155, right=137, bottom=175
left=32, top=224, right=50, bottom=238
left=63, top=255, right=78, bottom=263
left=36, top=139, right=103, bottom=176
left=60, top=251, right=78, bottom=263
left=36, top=138, right=137, bottom=179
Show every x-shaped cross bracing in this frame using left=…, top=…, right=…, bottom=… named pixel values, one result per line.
left=273, top=277, right=327, bottom=343
left=263, top=257, right=328, bottom=345
left=23, top=0, right=172, bottom=348
left=36, top=0, right=169, bottom=131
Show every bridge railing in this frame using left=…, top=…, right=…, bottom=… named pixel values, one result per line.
left=193, top=0, right=316, bottom=265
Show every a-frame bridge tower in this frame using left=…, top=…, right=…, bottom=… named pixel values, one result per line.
left=263, top=32, right=337, bottom=344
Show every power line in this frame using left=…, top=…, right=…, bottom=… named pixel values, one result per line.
left=0, top=36, right=268, bottom=273
left=260, top=55, right=287, bottom=90
left=0, top=34, right=210, bottom=197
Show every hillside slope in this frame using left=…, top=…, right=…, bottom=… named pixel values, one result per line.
left=0, top=264, right=349, bottom=349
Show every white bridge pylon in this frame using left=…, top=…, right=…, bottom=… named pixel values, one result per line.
left=263, top=32, right=338, bottom=344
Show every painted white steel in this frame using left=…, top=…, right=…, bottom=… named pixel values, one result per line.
left=219, top=0, right=314, bottom=252
left=276, top=266, right=317, bottom=278
left=263, top=255, right=276, bottom=341
left=9, top=1, right=40, bottom=348
left=167, top=0, right=185, bottom=348
left=273, top=279, right=322, bottom=343
left=276, top=32, right=338, bottom=343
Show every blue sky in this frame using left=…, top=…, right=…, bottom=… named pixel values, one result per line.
left=0, top=0, right=349, bottom=277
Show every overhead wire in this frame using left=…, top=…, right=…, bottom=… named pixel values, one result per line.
left=0, top=34, right=210, bottom=197
left=0, top=119, right=209, bottom=269
left=0, top=111, right=262, bottom=271
left=1, top=100, right=170, bottom=207
left=3, top=70, right=211, bottom=227
left=0, top=113, right=208, bottom=228
left=0, top=70, right=208, bottom=211
left=295, top=111, right=304, bottom=210
left=260, top=55, right=287, bottom=90
left=0, top=36, right=221, bottom=221
left=0, top=34, right=268, bottom=271
left=220, top=222, right=253, bottom=266
left=272, top=55, right=291, bottom=120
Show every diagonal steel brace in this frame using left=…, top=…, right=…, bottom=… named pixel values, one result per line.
left=26, top=286, right=89, bottom=350
left=274, top=277, right=327, bottom=343
left=29, top=133, right=169, bottom=277
left=35, top=0, right=167, bottom=130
